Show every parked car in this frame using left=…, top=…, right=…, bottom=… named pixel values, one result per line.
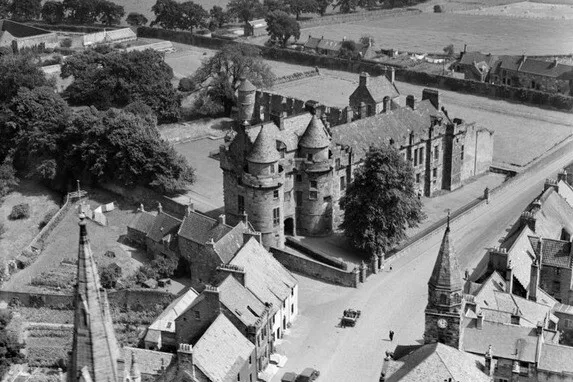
left=341, top=308, right=361, bottom=327
left=281, top=372, right=297, bottom=382
left=297, top=368, right=320, bottom=382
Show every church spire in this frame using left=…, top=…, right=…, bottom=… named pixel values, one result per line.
left=428, top=215, right=462, bottom=292
left=69, top=214, right=121, bottom=382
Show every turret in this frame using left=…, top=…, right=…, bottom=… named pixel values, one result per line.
left=237, top=77, right=256, bottom=124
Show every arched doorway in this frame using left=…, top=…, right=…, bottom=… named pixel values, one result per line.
left=284, top=217, right=294, bottom=236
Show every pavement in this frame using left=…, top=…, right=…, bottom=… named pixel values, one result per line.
left=270, top=135, right=573, bottom=381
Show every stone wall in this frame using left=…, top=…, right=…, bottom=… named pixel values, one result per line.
left=274, top=69, right=320, bottom=85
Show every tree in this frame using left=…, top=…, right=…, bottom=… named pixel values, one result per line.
left=266, top=11, right=300, bottom=47
left=227, top=0, right=264, bottom=24
left=443, top=44, right=455, bottom=58
left=151, top=0, right=183, bottom=29
left=0, top=158, right=18, bottom=198
left=359, top=34, right=374, bottom=47
left=333, top=0, right=358, bottom=13
left=0, top=55, right=51, bottom=104
left=339, top=39, right=359, bottom=59
left=177, top=1, right=208, bottom=31
left=263, top=0, right=288, bottom=14
left=340, top=146, right=425, bottom=257
left=0, top=310, right=24, bottom=379
left=0, top=0, right=10, bottom=19
left=62, top=49, right=181, bottom=123
left=286, top=0, right=317, bottom=19
left=99, top=263, right=122, bottom=289
left=96, top=0, right=125, bottom=26
left=63, top=0, right=99, bottom=24
left=192, top=44, right=274, bottom=115
left=41, top=1, right=65, bottom=24
left=209, top=5, right=229, bottom=28
left=316, top=0, right=333, bottom=16
left=126, top=12, right=148, bottom=26
left=8, top=0, right=41, bottom=21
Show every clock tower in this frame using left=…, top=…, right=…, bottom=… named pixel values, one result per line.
left=424, top=215, right=464, bottom=349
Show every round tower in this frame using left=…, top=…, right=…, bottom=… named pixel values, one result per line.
left=242, top=124, right=285, bottom=249
left=296, top=115, right=333, bottom=236
left=237, top=77, right=256, bottom=124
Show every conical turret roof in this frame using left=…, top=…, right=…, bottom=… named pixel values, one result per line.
left=299, top=115, right=330, bottom=149
left=238, top=77, right=256, bottom=92
left=429, top=219, right=463, bottom=292
left=247, top=125, right=280, bottom=163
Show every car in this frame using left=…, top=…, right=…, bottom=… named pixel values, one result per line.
left=296, top=368, right=320, bottom=382
left=341, top=308, right=361, bottom=327
left=281, top=372, right=297, bottom=382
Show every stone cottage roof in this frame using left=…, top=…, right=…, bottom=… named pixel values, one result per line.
left=538, top=343, right=573, bottom=374
left=213, top=222, right=249, bottom=263
left=178, top=211, right=232, bottom=245
left=496, top=55, right=573, bottom=78
left=193, top=314, right=255, bottom=382
left=459, top=51, right=497, bottom=67
left=429, top=222, right=463, bottom=292
left=355, top=74, right=400, bottom=103
left=247, top=124, right=281, bottom=163
left=146, top=212, right=182, bottom=243
left=237, top=77, right=256, bottom=92
left=122, top=347, right=174, bottom=377
left=147, top=288, right=199, bottom=335
left=127, top=211, right=155, bottom=235
left=533, top=238, right=573, bottom=269
left=317, top=38, right=342, bottom=52
left=298, top=115, right=330, bottom=149
left=218, top=275, right=267, bottom=327
left=304, top=36, right=321, bottom=50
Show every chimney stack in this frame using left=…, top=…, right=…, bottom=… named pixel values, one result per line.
left=177, top=344, right=195, bottom=376
left=406, top=95, right=416, bottom=110
left=138, top=203, right=145, bottom=212
left=186, top=202, right=194, bottom=217
left=529, top=254, right=540, bottom=302
left=506, top=259, right=514, bottom=294
left=484, top=345, right=494, bottom=376
left=422, top=89, right=440, bottom=111
left=218, top=214, right=226, bottom=225
left=558, top=169, right=568, bottom=183
left=477, top=311, right=483, bottom=330
left=383, top=96, right=391, bottom=113
left=359, top=72, right=369, bottom=88
left=390, top=66, right=395, bottom=84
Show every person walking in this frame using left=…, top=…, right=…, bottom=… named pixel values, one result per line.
left=389, top=330, right=395, bottom=341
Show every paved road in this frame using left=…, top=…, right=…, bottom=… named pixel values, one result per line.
left=272, top=137, right=573, bottom=381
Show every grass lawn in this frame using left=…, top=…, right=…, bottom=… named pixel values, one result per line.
left=26, top=325, right=73, bottom=368
left=0, top=181, right=62, bottom=265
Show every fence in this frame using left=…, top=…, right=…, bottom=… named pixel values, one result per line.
left=274, top=68, right=320, bottom=85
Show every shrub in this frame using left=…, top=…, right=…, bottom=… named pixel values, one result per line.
left=99, top=263, right=122, bottom=289
left=178, top=77, right=196, bottom=92
left=61, top=38, right=72, bottom=48
left=38, top=207, right=59, bottom=230
left=9, top=203, right=30, bottom=220
left=54, top=47, right=73, bottom=55
left=433, top=4, right=443, bottom=12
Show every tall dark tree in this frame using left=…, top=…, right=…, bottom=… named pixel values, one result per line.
left=63, top=0, right=99, bottom=24
left=339, top=39, right=359, bottom=59
left=0, top=55, right=52, bottom=104
left=177, top=1, right=208, bottom=31
left=0, top=0, right=10, bottom=19
left=209, top=5, right=229, bottom=28
left=266, top=11, right=300, bottom=47
left=333, top=0, right=358, bottom=13
left=263, top=0, right=288, bottom=14
left=191, top=44, right=274, bottom=115
left=227, top=0, right=264, bottom=24
left=316, top=0, right=333, bottom=15
left=126, top=12, right=148, bottom=26
left=340, top=146, right=425, bottom=257
left=96, top=0, right=125, bottom=26
left=41, top=1, right=65, bottom=23
left=0, top=310, right=23, bottom=379
left=151, top=0, right=183, bottom=29
left=286, top=0, right=317, bottom=19
left=8, top=0, right=41, bottom=21
left=0, top=158, right=18, bottom=198
left=62, top=49, right=181, bottom=123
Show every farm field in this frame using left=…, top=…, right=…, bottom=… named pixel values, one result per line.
left=455, top=1, right=573, bottom=19
left=270, top=69, right=573, bottom=168
left=295, top=12, right=573, bottom=55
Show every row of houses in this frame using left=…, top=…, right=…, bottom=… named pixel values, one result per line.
left=303, top=35, right=376, bottom=59
left=453, top=48, right=573, bottom=95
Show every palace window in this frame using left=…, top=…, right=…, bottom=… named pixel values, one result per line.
left=295, top=191, right=302, bottom=206
left=309, top=191, right=318, bottom=200
left=460, top=145, right=465, bottom=160
left=273, top=190, right=279, bottom=199
left=238, top=195, right=245, bottom=214
left=434, top=145, right=439, bottom=160
left=340, top=176, right=346, bottom=190
left=414, top=150, right=418, bottom=166
left=433, top=168, right=437, bottom=178
left=310, top=180, right=318, bottom=189
left=416, top=174, right=421, bottom=183
left=419, top=148, right=424, bottom=165
left=307, top=153, right=313, bottom=161
left=296, top=174, right=302, bottom=182
left=273, top=207, right=280, bottom=226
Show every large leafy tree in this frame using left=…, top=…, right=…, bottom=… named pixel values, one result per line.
left=126, top=12, right=148, bottom=26
left=61, top=49, right=181, bottom=123
left=266, top=11, right=300, bottom=47
left=0, top=158, right=18, bottom=198
left=316, top=0, right=333, bottom=15
left=333, top=0, right=358, bottom=13
left=8, top=0, right=41, bottom=21
left=286, top=0, right=317, bottom=19
left=209, top=5, right=229, bottom=28
left=178, top=1, right=208, bottom=32
left=227, top=0, right=264, bottom=24
left=63, top=0, right=99, bottom=24
left=0, top=0, right=9, bottom=19
left=96, top=0, right=125, bottom=26
left=41, top=1, right=65, bottom=23
left=0, top=310, right=23, bottom=379
left=0, top=55, right=52, bottom=105
left=340, top=146, right=425, bottom=257
left=191, top=43, right=274, bottom=115
left=263, top=0, right=288, bottom=14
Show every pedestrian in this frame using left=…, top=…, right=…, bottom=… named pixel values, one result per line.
left=484, top=187, right=490, bottom=204
left=389, top=330, right=394, bottom=341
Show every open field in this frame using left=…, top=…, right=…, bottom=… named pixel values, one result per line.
left=0, top=181, right=61, bottom=265
left=294, top=12, right=573, bottom=55
left=269, top=69, right=573, bottom=168
left=456, top=1, right=573, bottom=19
left=1, top=189, right=147, bottom=293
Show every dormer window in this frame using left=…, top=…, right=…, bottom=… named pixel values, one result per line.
left=307, top=153, right=313, bottom=161
left=270, top=164, right=275, bottom=174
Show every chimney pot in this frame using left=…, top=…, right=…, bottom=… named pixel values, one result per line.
left=157, top=202, right=163, bottom=214
left=218, top=214, right=226, bottom=225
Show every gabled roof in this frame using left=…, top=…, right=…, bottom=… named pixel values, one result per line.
left=213, top=222, right=248, bottom=263
left=538, top=343, right=573, bottom=374
left=317, top=38, right=342, bottom=52
left=304, top=36, right=321, bottom=50
left=534, top=238, right=573, bottom=269
left=178, top=211, right=232, bottom=245
left=428, top=223, right=463, bottom=292
left=497, top=55, right=573, bottom=78
left=238, top=77, right=256, bottom=92
left=384, top=343, right=490, bottom=382
left=499, top=225, right=536, bottom=289
left=122, top=347, right=174, bottom=376
left=247, top=124, right=281, bottom=163
left=193, top=314, right=254, bottom=382
left=245, top=113, right=313, bottom=152
left=331, top=101, right=443, bottom=161
left=127, top=211, right=155, bottom=235
left=459, top=51, right=497, bottom=67
left=146, top=212, right=182, bottom=243
left=352, top=74, right=400, bottom=103
left=298, top=115, right=331, bottom=149
left=147, top=288, right=199, bottom=334
left=218, top=275, right=267, bottom=327
left=230, top=238, right=297, bottom=309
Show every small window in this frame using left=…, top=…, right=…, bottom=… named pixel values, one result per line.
left=460, top=145, right=465, bottom=160
left=273, top=190, right=279, bottom=199
left=284, top=191, right=291, bottom=201
left=291, top=288, right=294, bottom=296
left=310, top=180, right=317, bottom=189
left=270, top=164, right=275, bottom=173
left=296, top=174, right=302, bottom=182
left=419, top=147, right=424, bottom=164
left=432, top=168, right=437, bottom=178
left=250, top=375, right=253, bottom=382
left=340, top=176, right=346, bottom=190
left=307, top=153, right=313, bottom=161
left=194, top=311, right=200, bottom=320
left=249, top=356, right=252, bottom=364
left=291, top=304, right=294, bottom=313
left=238, top=195, right=245, bottom=214
left=511, top=315, right=520, bottom=325
left=416, top=173, right=421, bottom=183
left=273, top=207, right=280, bottom=226
left=237, top=373, right=241, bottom=381
left=434, top=145, right=439, bottom=159
left=414, top=150, right=418, bottom=166
left=335, top=158, right=341, bottom=169
left=295, top=191, right=303, bottom=206
left=309, top=191, right=318, bottom=200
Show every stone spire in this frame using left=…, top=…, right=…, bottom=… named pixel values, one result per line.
left=428, top=216, right=463, bottom=292
left=298, top=115, right=331, bottom=149
left=69, top=214, right=121, bottom=382
left=247, top=125, right=280, bottom=164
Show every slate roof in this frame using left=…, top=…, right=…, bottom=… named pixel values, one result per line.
left=247, top=19, right=267, bottom=28
left=463, top=321, right=540, bottom=362
left=146, top=212, right=182, bottom=243
left=355, top=74, right=400, bottom=102
left=122, top=347, right=174, bottom=376
left=147, top=288, right=199, bottom=334
left=298, top=115, right=331, bottom=149
left=247, top=124, right=281, bottom=163
left=178, top=211, right=232, bottom=245
left=536, top=238, right=573, bottom=269
left=521, top=187, right=573, bottom=240
left=317, top=38, right=342, bottom=52
left=238, top=77, right=256, bottom=92
left=127, top=211, right=155, bottom=234
left=213, top=221, right=249, bottom=263
left=230, top=238, right=297, bottom=310
left=245, top=113, right=313, bottom=152
left=384, top=343, right=490, bottom=382
left=304, top=36, right=321, bottom=50
left=331, top=100, right=443, bottom=161
left=218, top=275, right=267, bottom=327
left=459, top=51, right=497, bottom=67
left=498, top=55, right=573, bottom=78
left=428, top=224, right=463, bottom=292
left=538, top=343, right=573, bottom=374
left=501, top=225, right=536, bottom=290
left=193, top=314, right=254, bottom=382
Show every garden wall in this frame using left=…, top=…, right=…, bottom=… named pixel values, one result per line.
left=0, top=289, right=175, bottom=311
left=297, top=8, right=421, bottom=29
left=30, top=23, right=121, bottom=33
left=274, top=68, right=320, bottom=85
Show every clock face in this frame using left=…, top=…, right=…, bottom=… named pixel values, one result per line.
left=437, top=318, right=448, bottom=329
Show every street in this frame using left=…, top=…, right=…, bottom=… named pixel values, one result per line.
left=272, top=135, right=573, bottom=381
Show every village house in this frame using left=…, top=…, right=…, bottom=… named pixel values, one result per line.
left=0, top=20, right=58, bottom=52
left=453, top=50, right=498, bottom=82
left=244, top=19, right=267, bottom=37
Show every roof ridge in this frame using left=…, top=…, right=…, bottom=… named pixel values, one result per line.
left=434, top=345, right=457, bottom=380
